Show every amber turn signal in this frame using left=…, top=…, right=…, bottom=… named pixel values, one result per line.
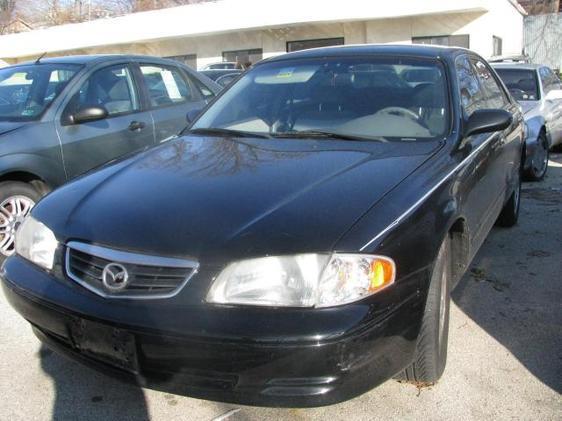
left=369, top=258, right=395, bottom=291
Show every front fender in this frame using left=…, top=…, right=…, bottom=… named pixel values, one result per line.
left=0, top=153, right=66, bottom=188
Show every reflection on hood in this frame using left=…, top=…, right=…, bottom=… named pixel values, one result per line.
left=519, top=101, right=538, bottom=116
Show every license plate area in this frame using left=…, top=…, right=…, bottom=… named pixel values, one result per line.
left=69, top=318, right=138, bottom=373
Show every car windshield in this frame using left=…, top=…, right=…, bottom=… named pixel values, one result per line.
left=192, top=57, right=449, bottom=141
left=0, top=63, right=81, bottom=121
left=494, top=68, right=540, bottom=101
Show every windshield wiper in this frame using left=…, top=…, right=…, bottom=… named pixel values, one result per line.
left=272, top=130, right=386, bottom=142
left=185, top=127, right=271, bottom=139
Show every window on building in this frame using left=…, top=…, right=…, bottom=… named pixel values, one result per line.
left=493, top=36, right=503, bottom=56
left=139, top=64, right=194, bottom=108
left=286, top=37, right=345, bottom=52
left=222, top=49, right=263, bottom=68
left=412, top=34, right=470, bottom=49
left=164, top=54, right=197, bottom=69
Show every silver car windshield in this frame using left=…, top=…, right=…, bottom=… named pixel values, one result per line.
left=495, top=68, right=540, bottom=101
left=192, top=57, right=449, bottom=141
left=0, top=63, right=81, bottom=121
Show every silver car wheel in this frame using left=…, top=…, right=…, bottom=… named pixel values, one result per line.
left=532, top=135, right=549, bottom=178
left=0, top=195, right=35, bottom=257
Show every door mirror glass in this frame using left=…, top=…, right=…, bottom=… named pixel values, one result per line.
left=464, top=109, right=512, bottom=137
left=545, top=89, right=562, bottom=101
left=72, top=106, right=108, bottom=124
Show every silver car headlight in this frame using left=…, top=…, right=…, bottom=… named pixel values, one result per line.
left=206, top=253, right=395, bottom=308
left=15, top=216, right=58, bottom=270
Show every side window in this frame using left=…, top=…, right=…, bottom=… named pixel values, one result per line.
left=190, top=75, right=215, bottom=101
left=139, top=64, right=194, bottom=108
left=541, top=67, right=561, bottom=94
left=470, top=57, right=508, bottom=108
left=538, top=67, right=550, bottom=95
left=65, top=65, right=139, bottom=118
left=455, top=55, right=485, bottom=116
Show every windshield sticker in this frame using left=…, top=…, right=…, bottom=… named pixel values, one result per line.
left=277, top=68, right=295, bottom=78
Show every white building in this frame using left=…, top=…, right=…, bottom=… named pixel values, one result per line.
left=0, top=0, right=525, bottom=69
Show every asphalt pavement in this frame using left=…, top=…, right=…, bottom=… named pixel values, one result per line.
left=1, top=154, right=561, bottom=421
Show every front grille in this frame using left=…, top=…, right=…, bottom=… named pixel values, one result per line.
left=65, top=242, right=198, bottom=299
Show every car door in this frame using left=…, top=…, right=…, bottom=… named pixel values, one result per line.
left=539, top=67, right=562, bottom=144
left=56, top=63, right=156, bottom=179
left=136, top=63, right=212, bottom=143
left=455, top=55, right=511, bottom=253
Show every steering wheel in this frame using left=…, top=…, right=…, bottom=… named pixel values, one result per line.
left=377, top=106, right=420, bottom=122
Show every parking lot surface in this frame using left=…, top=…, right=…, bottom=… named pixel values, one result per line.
left=1, top=155, right=561, bottom=421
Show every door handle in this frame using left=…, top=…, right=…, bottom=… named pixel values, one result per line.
left=128, top=121, right=146, bottom=131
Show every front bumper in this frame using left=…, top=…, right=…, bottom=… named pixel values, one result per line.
left=1, top=256, right=425, bottom=407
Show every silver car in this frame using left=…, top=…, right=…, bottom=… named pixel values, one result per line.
left=493, top=63, right=562, bottom=180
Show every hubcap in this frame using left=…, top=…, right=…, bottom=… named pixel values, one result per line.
left=532, top=137, right=549, bottom=177
left=0, top=196, right=35, bottom=257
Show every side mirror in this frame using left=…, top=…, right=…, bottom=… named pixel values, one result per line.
left=464, top=109, right=513, bottom=137
left=71, top=106, right=108, bottom=124
left=545, top=89, right=562, bottom=101
left=186, top=107, right=204, bottom=124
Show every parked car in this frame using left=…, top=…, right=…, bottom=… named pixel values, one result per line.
left=493, top=63, right=562, bottom=180
left=1, top=45, right=524, bottom=407
left=0, top=55, right=221, bottom=259
left=202, top=61, right=239, bottom=70
left=200, top=69, right=243, bottom=87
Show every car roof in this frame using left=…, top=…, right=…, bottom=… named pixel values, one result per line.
left=259, top=44, right=470, bottom=64
left=200, top=69, right=242, bottom=74
left=16, top=54, right=182, bottom=67
left=491, top=63, right=543, bottom=71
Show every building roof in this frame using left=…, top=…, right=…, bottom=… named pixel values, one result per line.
left=0, top=0, right=493, bottom=60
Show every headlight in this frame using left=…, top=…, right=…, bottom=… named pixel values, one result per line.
left=15, top=216, right=58, bottom=270
left=206, top=253, right=395, bottom=308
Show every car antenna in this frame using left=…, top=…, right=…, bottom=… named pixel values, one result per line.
left=35, top=52, right=47, bottom=64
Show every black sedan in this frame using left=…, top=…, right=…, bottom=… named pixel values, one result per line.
left=1, top=45, right=524, bottom=407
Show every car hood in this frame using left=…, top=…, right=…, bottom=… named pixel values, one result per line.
left=34, top=136, right=439, bottom=262
left=519, top=100, right=539, bottom=116
left=0, top=121, right=27, bottom=137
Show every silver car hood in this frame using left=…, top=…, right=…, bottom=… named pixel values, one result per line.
left=519, top=100, right=540, bottom=117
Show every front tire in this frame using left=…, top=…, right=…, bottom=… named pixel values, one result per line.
left=398, top=236, right=451, bottom=384
left=0, top=181, right=41, bottom=261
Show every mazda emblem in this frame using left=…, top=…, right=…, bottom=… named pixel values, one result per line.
left=102, top=263, right=129, bottom=291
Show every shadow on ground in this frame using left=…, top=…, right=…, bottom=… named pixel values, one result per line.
left=452, top=153, right=562, bottom=394
left=39, top=345, right=150, bottom=421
